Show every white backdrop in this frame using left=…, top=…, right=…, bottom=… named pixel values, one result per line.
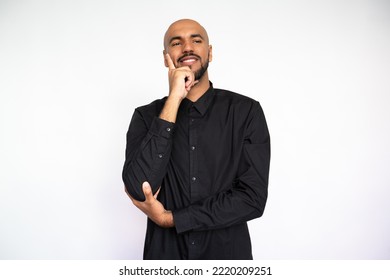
left=0, top=0, right=389, bottom=259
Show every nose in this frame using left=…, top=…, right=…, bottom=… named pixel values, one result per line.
left=182, top=40, right=194, bottom=53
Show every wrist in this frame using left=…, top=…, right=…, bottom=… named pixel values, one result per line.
left=159, top=96, right=182, bottom=123
left=167, top=91, right=185, bottom=103
left=162, top=210, right=174, bottom=228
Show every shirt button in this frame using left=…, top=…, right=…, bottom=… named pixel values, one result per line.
left=166, top=127, right=171, bottom=132
left=191, top=177, right=197, bottom=182
left=158, top=154, right=163, bottom=159
left=191, top=240, right=195, bottom=245
left=191, top=146, right=196, bottom=151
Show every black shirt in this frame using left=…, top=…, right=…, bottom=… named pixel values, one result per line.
left=122, top=83, right=270, bottom=259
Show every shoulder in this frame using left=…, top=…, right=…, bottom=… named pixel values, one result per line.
left=129, top=97, right=168, bottom=127
left=212, top=88, right=267, bottom=126
left=213, top=88, right=261, bottom=111
left=135, top=97, right=167, bottom=116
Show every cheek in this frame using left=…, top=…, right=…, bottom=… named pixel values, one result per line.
left=169, top=53, right=181, bottom=65
left=198, top=48, right=210, bottom=60
left=202, top=53, right=210, bottom=63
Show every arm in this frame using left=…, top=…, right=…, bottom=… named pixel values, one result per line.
left=160, top=52, right=197, bottom=122
left=173, top=103, right=271, bottom=233
left=122, top=111, right=175, bottom=201
left=126, top=182, right=174, bottom=228
left=123, top=53, right=196, bottom=203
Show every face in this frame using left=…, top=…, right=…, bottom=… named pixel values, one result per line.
left=164, top=19, right=212, bottom=81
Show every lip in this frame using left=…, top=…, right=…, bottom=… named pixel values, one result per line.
left=178, top=55, right=200, bottom=66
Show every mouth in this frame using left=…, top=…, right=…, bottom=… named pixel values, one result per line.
left=178, top=55, right=200, bottom=66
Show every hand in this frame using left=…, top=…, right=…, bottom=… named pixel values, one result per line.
left=165, top=52, right=198, bottom=99
left=129, top=182, right=174, bottom=228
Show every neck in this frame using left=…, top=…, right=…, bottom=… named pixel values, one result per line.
left=186, top=73, right=210, bottom=102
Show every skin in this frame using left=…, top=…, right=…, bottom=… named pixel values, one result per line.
left=129, top=19, right=213, bottom=228
left=163, top=19, right=212, bottom=97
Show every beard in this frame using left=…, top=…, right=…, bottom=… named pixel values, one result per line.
left=179, top=52, right=209, bottom=81
left=193, top=59, right=209, bottom=81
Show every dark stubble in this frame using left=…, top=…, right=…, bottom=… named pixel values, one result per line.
left=193, top=58, right=209, bottom=81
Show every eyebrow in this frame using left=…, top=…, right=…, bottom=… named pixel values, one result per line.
left=169, top=34, right=204, bottom=44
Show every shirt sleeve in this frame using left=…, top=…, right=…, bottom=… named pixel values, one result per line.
left=122, top=108, right=175, bottom=201
left=173, top=102, right=270, bottom=234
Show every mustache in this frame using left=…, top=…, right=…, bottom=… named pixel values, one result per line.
left=177, top=53, right=201, bottom=63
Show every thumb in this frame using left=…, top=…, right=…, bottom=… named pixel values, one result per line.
left=142, top=181, right=153, bottom=198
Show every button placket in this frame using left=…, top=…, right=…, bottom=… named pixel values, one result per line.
left=189, top=129, right=197, bottom=185
left=189, top=109, right=198, bottom=201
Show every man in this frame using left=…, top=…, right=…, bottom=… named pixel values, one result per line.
left=122, top=19, right=270, bottom=259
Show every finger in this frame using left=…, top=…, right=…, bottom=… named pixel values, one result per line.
left=185, top=72, right=196, bottom=91
left=142, top=181, right=153, bottom=200
left=186, top=80, right=198, bottom=92
left=154, top=187, right=161, bottom=199
left=165, top=53, right=176, bottom=70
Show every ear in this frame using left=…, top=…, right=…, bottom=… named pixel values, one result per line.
left=208, top=45, right=213, bottom=62
left=163, top=50, right=169, bottom=67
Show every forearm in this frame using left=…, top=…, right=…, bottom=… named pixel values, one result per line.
left=161, top=210, right=175, bottom=228
left=123, top=92, right=185, bottom=200
left=123, top=95, right=183, bottom=199
left=123, top=151, right=170, bottom=201
left=173, top=178, right=268, bottom=234
left=129, top=182, right=175, bottom=228
left=122, top=113, right=175, bottom=201
left=159, top=95, right=182, bottom=123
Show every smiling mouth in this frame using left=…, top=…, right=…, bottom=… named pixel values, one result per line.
left=178, top=55, right=200, bottom=66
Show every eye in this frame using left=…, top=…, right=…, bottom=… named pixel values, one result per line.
left=171, top=41, right=181, bottom=47
left=193, top=39, right=202, bottom=44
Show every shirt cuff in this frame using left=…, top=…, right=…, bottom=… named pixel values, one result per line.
left=173, top=207, right=193, bottom=234
left=149, top=117, right=175, bottom=139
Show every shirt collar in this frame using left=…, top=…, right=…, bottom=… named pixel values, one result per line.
left=190, top=82, right=214, bottom=116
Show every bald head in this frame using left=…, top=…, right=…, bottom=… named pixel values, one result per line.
left=163, top=19, right=209, bottom=50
